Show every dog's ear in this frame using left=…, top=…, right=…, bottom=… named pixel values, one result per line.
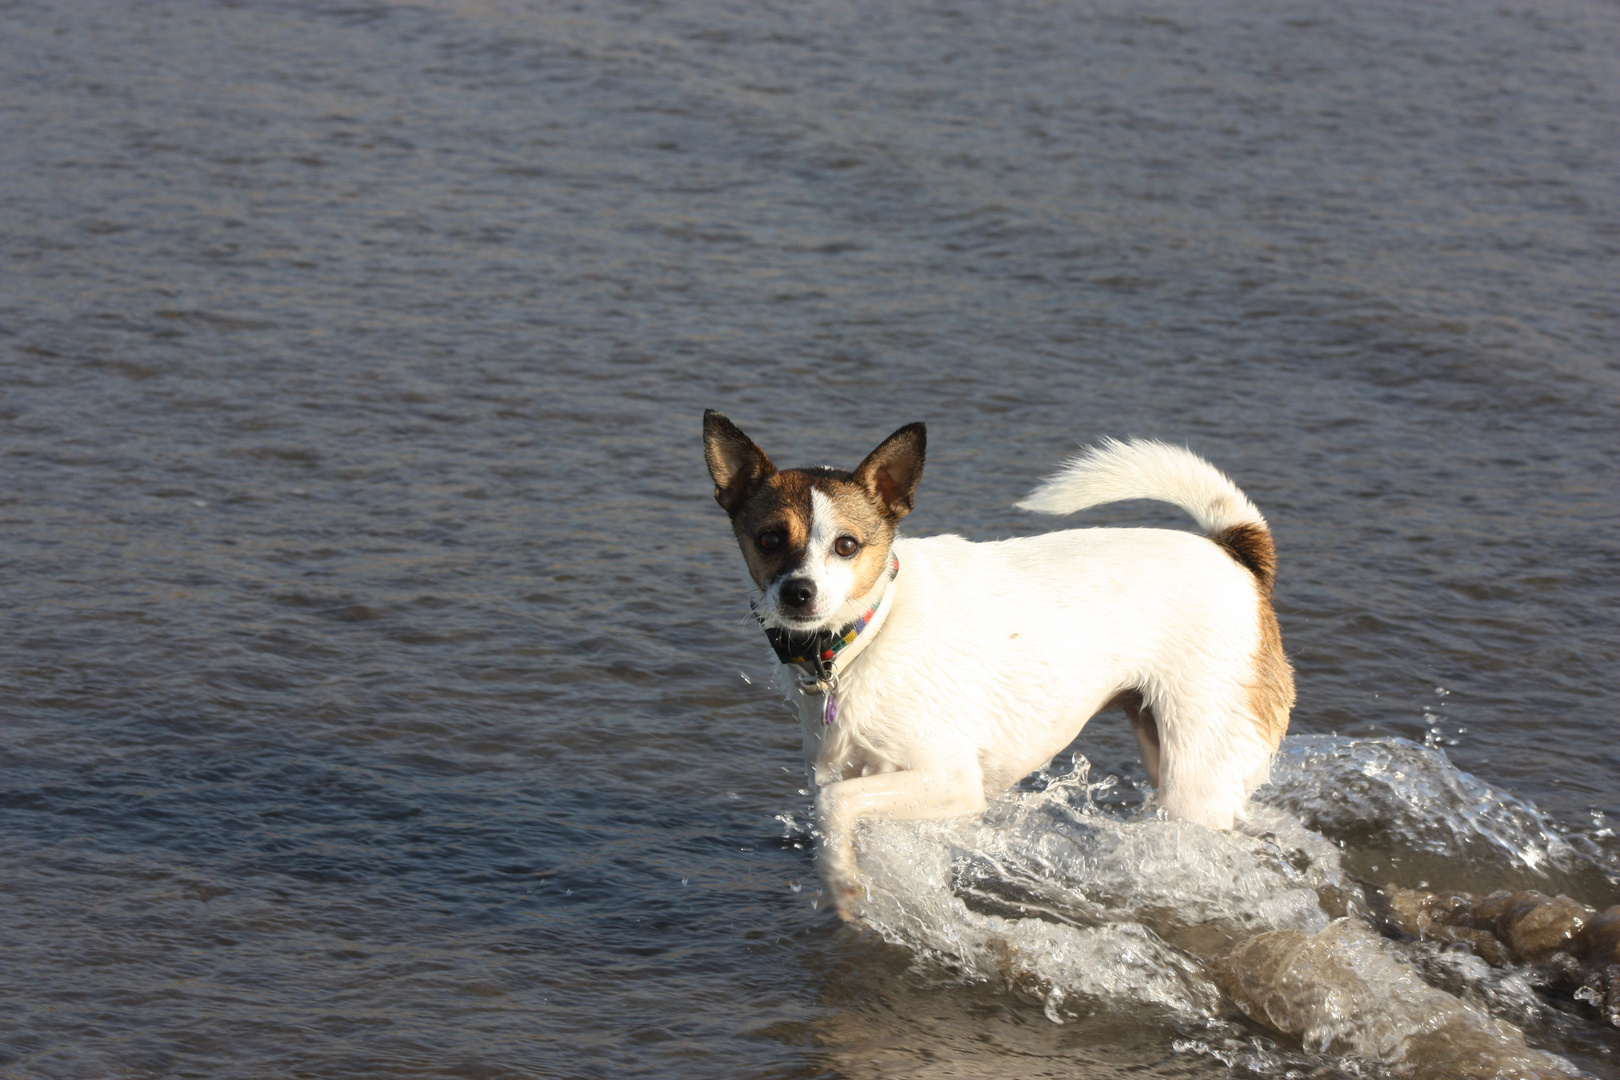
left=704, top=410, right=777, bottom=515
left=854, top=422, right=926, bottom=518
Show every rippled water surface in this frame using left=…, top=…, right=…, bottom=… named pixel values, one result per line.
left=2, top=1, right=1617, bottom=1077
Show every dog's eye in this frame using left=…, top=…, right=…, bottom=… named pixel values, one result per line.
left=834, top=536, right=860, bottom=558
left=757, top=530, right=783, bottom=553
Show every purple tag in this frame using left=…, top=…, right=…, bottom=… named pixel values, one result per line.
left=823, top=692, right=838, bottom=726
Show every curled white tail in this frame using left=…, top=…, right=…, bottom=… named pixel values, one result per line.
left=1016, top=438, right=1266, bottom=534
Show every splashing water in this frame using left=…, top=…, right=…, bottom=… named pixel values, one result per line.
left=834, top=738, right=1604, bottom=1078
left=1261, top=735, right=1585, bottom=881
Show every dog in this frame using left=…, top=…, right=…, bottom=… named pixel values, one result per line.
left=703, top=411, right=1294, bottom=919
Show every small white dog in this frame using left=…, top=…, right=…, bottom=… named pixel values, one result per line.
left=703, top=411, right=1294, bottom=918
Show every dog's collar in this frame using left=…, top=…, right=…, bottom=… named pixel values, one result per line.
left=757, top=555, right=899, bottom=684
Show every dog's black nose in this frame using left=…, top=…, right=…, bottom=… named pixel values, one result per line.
left=781, top=578, right=817, bottom=609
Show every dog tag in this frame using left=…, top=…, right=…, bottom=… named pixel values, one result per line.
left=823, top=692, right=838, bottom=726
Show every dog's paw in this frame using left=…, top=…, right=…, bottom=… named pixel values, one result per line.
left=816, top=846, right=868, bottom=922
left=830, top=878, right=864, bottom=923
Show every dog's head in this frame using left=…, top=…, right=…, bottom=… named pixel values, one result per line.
left=703, top=410, right=925, bottom=632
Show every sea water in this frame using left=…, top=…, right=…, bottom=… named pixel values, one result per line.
left=2, top=0, right=1616, bottom=1076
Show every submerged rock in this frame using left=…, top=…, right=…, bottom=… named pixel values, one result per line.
left=1379, top=885, right=1620, bottom=1028
left=1577, top=906, right=1620, bottom=966
left=849, top=749, right=1612, bottom=1075
left=1210, top=920, right=1582, bottom=1079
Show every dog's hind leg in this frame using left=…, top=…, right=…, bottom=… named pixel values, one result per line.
left=1114, top=689, right=1162, bottom=788
left=1146, top=679, right=1278, bottom=831
left=1146, top=600, right=1293, bottom=828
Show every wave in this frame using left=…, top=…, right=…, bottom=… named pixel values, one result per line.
left=831, top=736, right=1608, bottom=1078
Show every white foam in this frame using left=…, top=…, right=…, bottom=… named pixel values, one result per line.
left=1258, top=734, right=1580, bottom=874
left=827, top=738, right=1592, bottom=1078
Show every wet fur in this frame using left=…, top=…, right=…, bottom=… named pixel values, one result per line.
left=704, top=413, right=1295, bottom=919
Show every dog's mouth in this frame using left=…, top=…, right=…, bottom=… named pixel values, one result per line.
left=756, top=606, right=837, bottom=633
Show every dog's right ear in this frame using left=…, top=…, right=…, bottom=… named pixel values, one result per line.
left=703, top=410, right=777, bottom=515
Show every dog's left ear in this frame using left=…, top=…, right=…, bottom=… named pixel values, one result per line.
left=854, top=422, right=926, bottom=518
left=704, top=410, right=777, bottom=515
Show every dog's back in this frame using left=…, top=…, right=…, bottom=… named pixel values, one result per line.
left=847, top=523, right=1289, bottom=822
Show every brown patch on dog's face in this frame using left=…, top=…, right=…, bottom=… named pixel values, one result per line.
left=727, top=470, right=817, bottom=591
left=726, top=470, right=898, bottom=587
left=815, top=477, right=900, bottom=601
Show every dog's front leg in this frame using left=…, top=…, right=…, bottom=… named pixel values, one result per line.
left=814, top=765, right=987, bottom=921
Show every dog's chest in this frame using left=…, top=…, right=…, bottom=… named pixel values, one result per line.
left=792, top=683, right=904, bottom=782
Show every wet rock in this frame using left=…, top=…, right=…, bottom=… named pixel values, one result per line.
left=1575, top=905, right=1620, bottom=965
left=1539, top=949, right=1586, bottom=989
left=1381, top=884, right=1442, bottom=938
left=1440, top=924, right=1511, bottom=968
left=1210, top=920, right=1582, bottom=1079
left=1380, top=886, right=1601, bottom=966
left=1465, top=891, right=1595, bottom=964
left=1379, top=886, right=1511, bottom=967
left=1554, top=960, right=1620, bottom=1030
left=1380, top=885, right=1620, bottom=1030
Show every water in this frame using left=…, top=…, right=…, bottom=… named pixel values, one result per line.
left=1, top=0, right=1616, bottom=1076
